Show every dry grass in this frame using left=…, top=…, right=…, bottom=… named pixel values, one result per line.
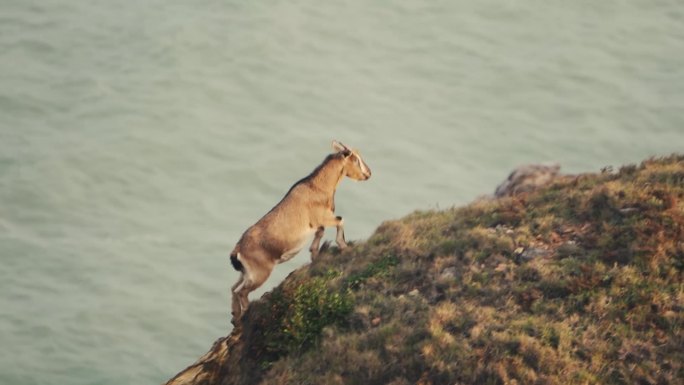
left=226, top=155, right=684, bottom=385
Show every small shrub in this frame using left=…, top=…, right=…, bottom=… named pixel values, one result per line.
left=282, top=276, right=353, bottom=350
left=263, top=271, right=353, bottom=357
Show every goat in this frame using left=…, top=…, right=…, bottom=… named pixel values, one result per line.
left=229, top=140, right=371, bottom=323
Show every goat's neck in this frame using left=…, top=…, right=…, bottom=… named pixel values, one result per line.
left=310, top=157, right=345, bottom=195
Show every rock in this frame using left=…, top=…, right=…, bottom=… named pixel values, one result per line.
left=439, top=267, right=457, bottom=280
left=514, top=247, right=547, bottom=261
left=164, top=155, right=684, bottom=385
left=494, top=263, right=508, bottom=273
left=556, top=241, right=583, bottom=258
left=495, top=163, right=561, bottom=197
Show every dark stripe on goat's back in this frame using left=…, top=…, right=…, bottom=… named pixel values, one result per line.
left=285, top=153, right=342, bottom=195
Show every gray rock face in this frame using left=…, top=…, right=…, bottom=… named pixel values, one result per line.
left=494, top=164, right=561, bottom=197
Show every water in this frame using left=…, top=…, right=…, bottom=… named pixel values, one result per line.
left=1, top=0, right=683, bottom=383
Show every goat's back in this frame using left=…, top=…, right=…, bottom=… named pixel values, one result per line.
left=238, top=184, right=319, bottom=258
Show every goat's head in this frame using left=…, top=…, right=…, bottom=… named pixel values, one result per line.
left=332, top=140, right=372, bottom=181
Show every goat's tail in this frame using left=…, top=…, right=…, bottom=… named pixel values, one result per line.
left=230, top=251, right=244, bottom=272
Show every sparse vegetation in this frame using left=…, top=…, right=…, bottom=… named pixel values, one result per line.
left=167, top=155, right=684, bottom=385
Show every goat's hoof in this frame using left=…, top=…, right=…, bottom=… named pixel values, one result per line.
left=337, top=241, right=348, bottom=250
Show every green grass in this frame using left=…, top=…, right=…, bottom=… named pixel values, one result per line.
left=251, top=269, right=353, bottom=362
left=344, top=254, right=400, bottom=289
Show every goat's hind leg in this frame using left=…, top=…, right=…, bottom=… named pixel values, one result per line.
left=231, top=273, right=245, bottom=323
left=234, top=264, right=272, bottom=322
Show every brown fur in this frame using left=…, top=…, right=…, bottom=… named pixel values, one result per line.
left=230, top=141, right=371, bottom=323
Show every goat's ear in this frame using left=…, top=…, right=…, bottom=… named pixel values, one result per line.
left=332, top=140, right=350, bottom=154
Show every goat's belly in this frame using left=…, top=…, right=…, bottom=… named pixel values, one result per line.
left=276, top=229, right=315, bottom=263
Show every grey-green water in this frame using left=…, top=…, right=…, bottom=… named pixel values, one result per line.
left=1, top=1, right=683, bottom=383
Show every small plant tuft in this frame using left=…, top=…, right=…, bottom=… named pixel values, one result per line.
left=345, top=254, right=400, bottom=289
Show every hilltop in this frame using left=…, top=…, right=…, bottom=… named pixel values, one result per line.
left=166, top=155, right=683, bottom=385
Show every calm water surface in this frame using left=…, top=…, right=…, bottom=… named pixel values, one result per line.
left=1, top=0, right=683, bottom=383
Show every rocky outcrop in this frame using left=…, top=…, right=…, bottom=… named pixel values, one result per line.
left=494, top=163, right=561, bottom=197
left=166, top=155, right=684, bottom=385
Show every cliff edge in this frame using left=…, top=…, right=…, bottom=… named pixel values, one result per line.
left=166, top=155, right=683, bottom=385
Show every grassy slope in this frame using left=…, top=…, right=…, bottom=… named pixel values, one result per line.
left=174, top=155, right=684, bottom=385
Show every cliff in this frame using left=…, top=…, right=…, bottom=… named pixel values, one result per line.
left=166, top=155, right=683, bottom=385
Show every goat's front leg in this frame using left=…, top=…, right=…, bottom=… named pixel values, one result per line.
left=309, top=226, right=325, bottom=260
left=319, top=215, right=348, bottom=251
left=333, top=216, right=348, bottom=250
